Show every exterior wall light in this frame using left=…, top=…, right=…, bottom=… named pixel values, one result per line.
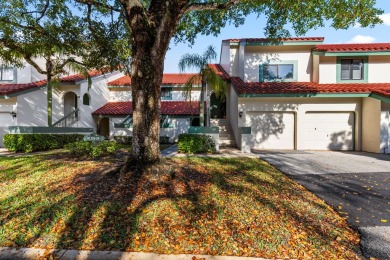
left=10, top=111, right=16, bottom=119
left=239, top=111, right=243, bottom=118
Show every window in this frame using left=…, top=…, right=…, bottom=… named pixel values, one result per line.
left=263, top=64, right=294, bottom=80
left=341, top=59, right=364, bottom=80
left=0, top=65, right=14, bottom=81
left=259, top=61, right=298, bottom=82
left=161, top=87, right=172, bottom=100
left=83, top=93, right=91, bottom=106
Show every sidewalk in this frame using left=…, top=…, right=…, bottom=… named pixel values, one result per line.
left=0, top=247, right=266, bottom=260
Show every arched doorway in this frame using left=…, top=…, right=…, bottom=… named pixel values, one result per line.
left=210, top=92, right=226, bottom=119
left=64, top=92, right=78, bottom=115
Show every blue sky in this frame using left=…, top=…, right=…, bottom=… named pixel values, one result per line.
left=164, top=0, right=390, bottom=72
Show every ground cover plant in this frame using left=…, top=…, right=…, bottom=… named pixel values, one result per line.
left=0, top=153, right=360, bottom=259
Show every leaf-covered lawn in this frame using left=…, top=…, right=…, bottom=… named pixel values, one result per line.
left=0, top=153, right=361, bottom=259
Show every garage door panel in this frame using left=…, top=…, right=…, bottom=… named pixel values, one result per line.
left=304, top=112, right=354, bottom=150
left=246, top=112, right=295, bottom=150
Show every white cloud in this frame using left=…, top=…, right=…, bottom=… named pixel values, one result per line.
left=379, top=13, right=390, bottom=26
left=353, top=23, right=361, bottom=28
left=348, top=35, right=376, bottom=43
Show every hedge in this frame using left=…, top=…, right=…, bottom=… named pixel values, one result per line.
left=177, top=134, right=217, bottom=154
left=66, top=141, right=118, bottom=158
left=3, top=134, right=84, bottom=153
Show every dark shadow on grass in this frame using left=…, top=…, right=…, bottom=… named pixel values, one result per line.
left=0, top=154, right=361, bottom=257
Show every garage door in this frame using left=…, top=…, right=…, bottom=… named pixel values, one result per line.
left=304, top=112, right=354, bottom=150
left=246, top=112, right=295, bottom=150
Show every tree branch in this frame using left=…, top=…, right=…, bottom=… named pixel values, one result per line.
left=74, top=0, right=121, bottom=12
left=36, top=0, right=50, bottom=22
left=186, top=0, right=241, bottom=12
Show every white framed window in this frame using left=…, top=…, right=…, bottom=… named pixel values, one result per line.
left=0, top=66, right=15, bottom=81
left=259, top=60, right=298, bottom=82
left=263, top=64, right=294, bottom=80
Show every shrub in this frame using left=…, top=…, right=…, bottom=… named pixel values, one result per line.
left=3, top=134, right=84, bottom=153
left=65, top=141, right=118, bottom=158
left=177, top=134, right=217, bottom=154
left=113, top=136, right=132, bottom=145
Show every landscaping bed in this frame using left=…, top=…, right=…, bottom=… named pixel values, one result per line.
left=0, top=153, right=360, bottom=258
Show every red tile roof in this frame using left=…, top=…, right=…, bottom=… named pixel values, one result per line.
left=208, top=64, right=231, bottom=82
left=92, top=101, right=201, bottom=115
left=61, top=70, right=104, bottom=83
left=0, top=70, right=108, bottom=96
left=224, top=37, right=324, bottom=43
left=0, top=80, right=47, bottom=96
left=230, top=77, right=390, bottom=98
left=108, top=74, right=200, bottom=86
left=313, top=43, right=390, bottom=53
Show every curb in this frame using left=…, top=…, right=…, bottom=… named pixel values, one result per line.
left=0, top=247, right=267, bottom=260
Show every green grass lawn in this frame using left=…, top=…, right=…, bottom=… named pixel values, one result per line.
left=0, top=152, right=360, bottom=259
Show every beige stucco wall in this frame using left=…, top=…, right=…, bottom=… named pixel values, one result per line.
left=368, top=56, right=390, bottom=83
left=228, top=85, right=240, bottom=147
left=220, top=41, right=231, bottom=76
left=17, top=88, right=48, bottom=126
left=362, top=97, right=381, bottom=153
left=109, top=87, right=201, bottom=102
left=236, top=97, right=362, bottom=151
left=318, top=56, right=337, bottom=84
left=244, top=46, right=312, bottom=82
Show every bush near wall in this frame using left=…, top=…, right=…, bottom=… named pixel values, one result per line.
left=178, top=134, right=217, bottom=154
left=3, top=134, right=84, bottom=153
left=65, top=141, right=118, bottom=158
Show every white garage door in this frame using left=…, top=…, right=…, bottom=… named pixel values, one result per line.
left=304, top=112, right=354, bottom=150
left=246, top=112, right=295, bottom=150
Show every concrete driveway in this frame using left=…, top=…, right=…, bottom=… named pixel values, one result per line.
left=256, top=151, right=390, bottom=259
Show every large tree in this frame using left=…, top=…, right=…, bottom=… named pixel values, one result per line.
left=73, top=0, right=382, bottom=165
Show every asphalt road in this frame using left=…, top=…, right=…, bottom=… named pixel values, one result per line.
left=256, top=151, right=390, bottom=259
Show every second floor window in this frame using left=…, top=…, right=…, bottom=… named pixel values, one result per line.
left=341, top=59, right=364, bottom=80
left=263, top=64, right=294, bottom=81
left=161, top=87, right=172, bottom=100
left=0, top=66, right=14, bottom=81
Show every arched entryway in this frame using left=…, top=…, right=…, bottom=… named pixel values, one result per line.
left=64, top=92, right=78, bottom=115
left=210, top=92, right=226, bottom=119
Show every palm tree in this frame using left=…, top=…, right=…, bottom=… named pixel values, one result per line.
left=178, top=45, right=226, bottom=126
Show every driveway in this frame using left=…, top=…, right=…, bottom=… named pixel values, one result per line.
left=256, top=151, right=390, bottom=259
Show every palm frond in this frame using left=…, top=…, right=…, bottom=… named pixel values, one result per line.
left=181, top=74, right=200, bottom=102
left=65, top=61, right=92, bottom=90
left=203, top=45, right=217, bottom=64
left=178, top=53, right=205, bottom=72
left=204, top=68, right=227, bottom=101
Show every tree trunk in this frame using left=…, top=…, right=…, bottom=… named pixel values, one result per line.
left=130, top=47, right=163, bottom=164
left=46, top=60, right=53, bottom=127
left=125, top=2, right=184, bottom=165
